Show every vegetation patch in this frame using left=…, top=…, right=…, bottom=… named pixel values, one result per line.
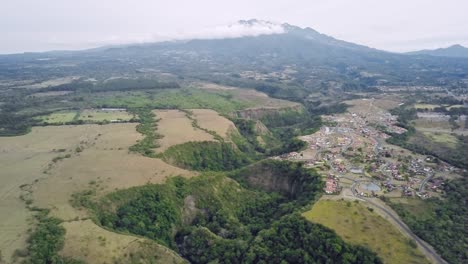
left=18, top=209, right=83, bottom=264
left=159, top=141, right=252, bottom=171
left=128, top=108, right=163, bottom=157
left=303, top=200, right=429, bottom=264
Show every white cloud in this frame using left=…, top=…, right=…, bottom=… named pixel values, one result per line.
left=172, top=20, right=285, bottom=40
left=44, top=20, right=286, bottom=49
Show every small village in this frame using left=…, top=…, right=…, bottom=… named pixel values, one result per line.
left=275, top=107, right=463, bottom=199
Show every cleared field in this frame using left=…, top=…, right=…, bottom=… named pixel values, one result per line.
left=16, top=76, right=79, bottom=89
left=345, top=98, right=401, bottom=116
left=61, top=220, right=185, bottom=264
left=190, top=109, right=236, bottom=139
left=29, top=91, right=73, bottom=98
left=78, top=109, right=134, bottom=122
left=0, top=124, right=194, bottom=263
left=414, top=103, right=439, bottom=110
left=413, top=118, right=452, bottom=130
left=36, top=111, right=77, bottom=123
left=421, top=131, right=458, bottom=149
left=303, top=200, right=429, bottom=264
left=154, top=109, right=215, bottom=152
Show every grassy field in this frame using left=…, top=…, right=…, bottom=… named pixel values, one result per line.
left=37, top=109, right=134, bottom=124
left=93, top=88, right=253, bottom=115
left=0, top=125, right=106, bottom=263
left=78, top=109, right=134, bottom=122
left=0, top=124, right=194, bottom=263
left=61, top=220, right=185, bottom=264
left=303, top=200, right=429, bottom=264
left=190, top=109, right=237, bottom=139
left=196, top=82, right=299, bottom=109
left=414, top=103, right=440, bottom=110
left=36, top=111, right=77, bottom=123
left=345, top=98, right=402, bottom=113
left=421, top=131, right=458, bottom=148
left=154, top=110, right=216, bottom=153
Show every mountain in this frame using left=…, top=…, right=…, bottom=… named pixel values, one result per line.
left=407, top=44, right=468, bottom=58
left=1, top=19, right=467, bottom=92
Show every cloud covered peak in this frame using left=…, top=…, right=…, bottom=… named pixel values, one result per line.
left=180, top=19, right=286, bottom=40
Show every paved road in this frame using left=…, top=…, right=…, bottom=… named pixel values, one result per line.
left=419, top=172, right=434, bottom=192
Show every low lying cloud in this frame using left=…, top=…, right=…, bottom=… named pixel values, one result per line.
left=48, top=20, right=286, bottom=49
left=174, top=20, right=286, bottom=40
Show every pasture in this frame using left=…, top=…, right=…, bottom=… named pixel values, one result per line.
left=154, top=110, right=215, bottom=152
left=189, top=109, right=237, bottom=139
left=196, top=82, right=300, bottom=110
left=61, top=220, right=185, bottom=264
left=78, top=109, right=134, bottom=122
left=0, top=123, right=194, bottom=262
left=36, top=111, right=77, bottom=123
left=303, top=199, right=429, bottom=264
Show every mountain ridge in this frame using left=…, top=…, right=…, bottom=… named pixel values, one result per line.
left=407, top=44, right=468, bottom=58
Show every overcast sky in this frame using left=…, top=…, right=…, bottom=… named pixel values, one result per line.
left=1, top=0, right=467, bottom=54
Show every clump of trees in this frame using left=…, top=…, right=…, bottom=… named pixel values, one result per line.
left=159, top=141, right=252, bottom=171
left=128, top=108, right=163, bottom=157
left=20, top=209, right=84, bottom=264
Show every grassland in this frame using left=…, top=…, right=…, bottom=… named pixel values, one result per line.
left=78, top=109, right=134, bottom=122
left=0, top=125, right=109, bottom=263
left=189, top=109, right=237, bottom=140
left=421, top=131, right=458, bottom=148
left=154, top=110, right=215, bottom=153
left=303, top=200, right=429, bottom=264
left=94, top=88, right=253, bottom=115
left=36, top=111, right=77, bottom=123
left=414, top=103, right=440, bottom=110
left=196, top=82, right=300, bottom=110
left=345, top=98, right=402, bottom=114
left=61, top=220, right=185, bottom=264
left=36, top=109, right=134, bottom=125
left=0, top=123, right=194, bottom=263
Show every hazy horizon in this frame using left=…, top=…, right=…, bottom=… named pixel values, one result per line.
left=2, top=0, right=468, bottom=54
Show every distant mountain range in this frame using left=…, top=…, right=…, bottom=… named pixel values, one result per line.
left=407, top=44, right=468, bottom=58
left=1, top=19, right=467, bottom=90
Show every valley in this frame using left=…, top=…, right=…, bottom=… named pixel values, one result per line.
left=0, top=18, right=467, bottom=264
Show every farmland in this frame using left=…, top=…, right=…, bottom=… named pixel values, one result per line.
left=303, top=199, right=429, bottom=264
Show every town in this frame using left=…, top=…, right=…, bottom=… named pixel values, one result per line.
left=275, top=99, right=463, bottom=199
